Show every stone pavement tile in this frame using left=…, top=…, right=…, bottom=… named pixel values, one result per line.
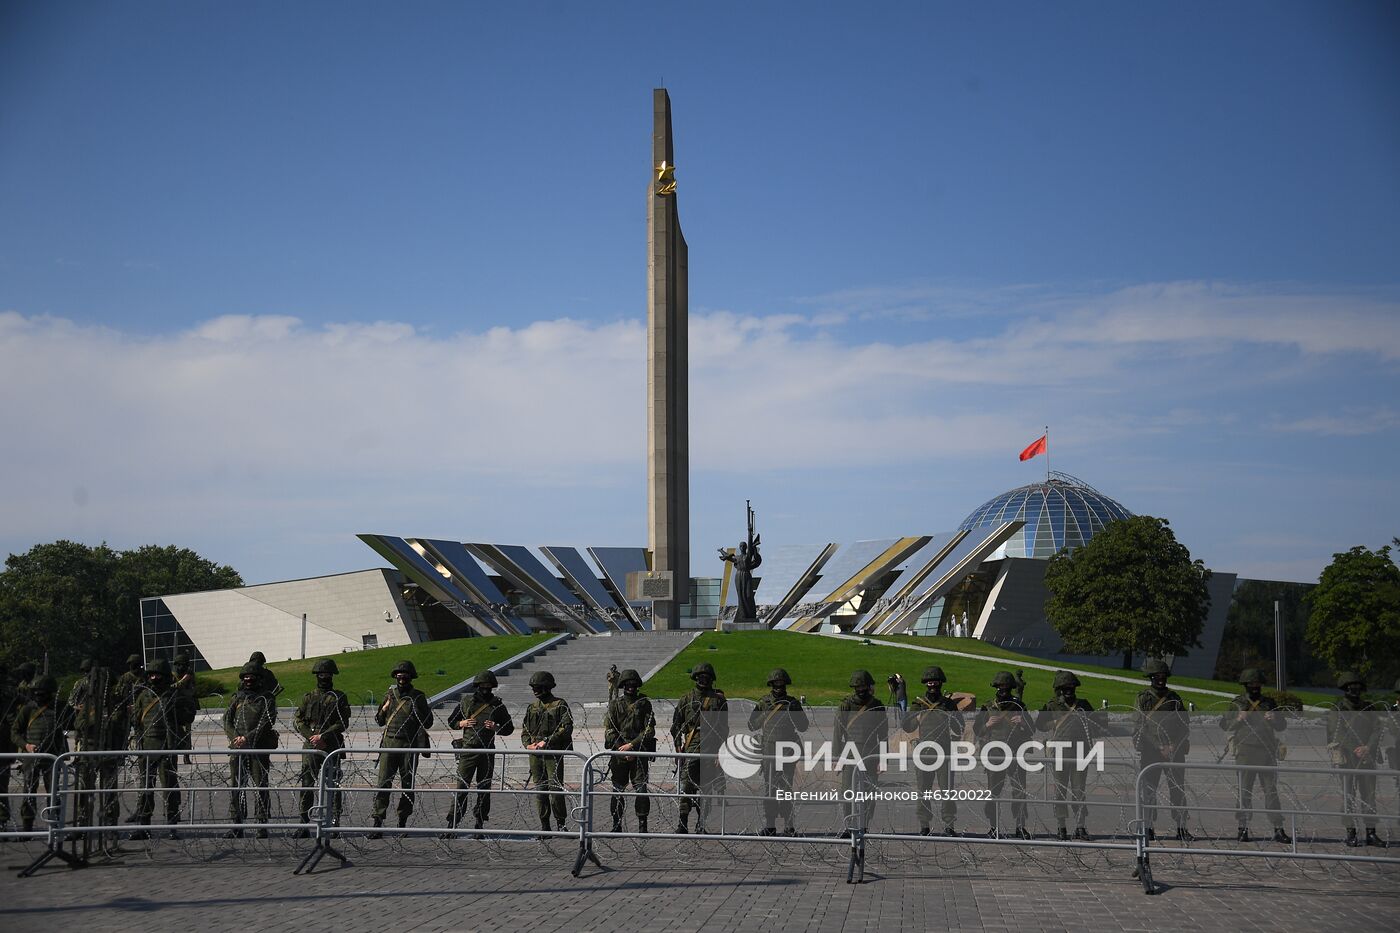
left=0, top=839, right=1396, bottom=932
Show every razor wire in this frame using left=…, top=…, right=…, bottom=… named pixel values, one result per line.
left=5, top=710, right=1399, bottom=890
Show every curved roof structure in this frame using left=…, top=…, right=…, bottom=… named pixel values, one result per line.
left=958, top=472, right=1133, bottom=559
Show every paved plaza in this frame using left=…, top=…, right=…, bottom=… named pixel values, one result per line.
left=3, top=836, right=1397, bottom=933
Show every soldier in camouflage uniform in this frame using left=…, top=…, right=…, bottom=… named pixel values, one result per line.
left=902, top=665, right=963, bottom=836
left=835, top=670, right=888, bottom=836
left=70, top=662, right=125, bottom=831
left=10, top=675, right=67, bottom=833
left=172, top=652, right=197, bottom=759
left=222, top=662, right=278, bottom=838
left=130, top=659, right=196, bottom=839
left=444, top=670, right=513, bottom=835
left=974, top=671, right=1034, bottom=838
left=1036, top=670, right=1107, bottom=840
left=1134, top=658, right=1193, bottom=841
left=671, top=662, right=728, bottom=833
left=1327, top=671, right=1388, bottom=847
left=369, top=659, right=433, bottom=837
left=521, top=671, right=573, bottom=834
left=293, top=658, right=351, bottom=837
left=749, top=668, right=807, bottom=836
left=605, top=668, right=655, bottom=833
left=248, top=651, right=283, bottom=699
left=1219, top=667, right=1290, bottom=843
left=114, top=655, right=145, bottom=711
left=0, top=662, right=16, bottom=828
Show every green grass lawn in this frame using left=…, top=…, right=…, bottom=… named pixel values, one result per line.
left=642, top=631, right=1303, bottom=709
left=201, top=634, right=553, bottom=707
left=876, top=635, right=1335, bottom=707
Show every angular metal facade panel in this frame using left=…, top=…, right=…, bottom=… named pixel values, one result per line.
left=542, top=546, right=635, bottom=631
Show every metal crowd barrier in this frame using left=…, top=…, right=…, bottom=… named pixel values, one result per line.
left=1131, top=761, right=1400, bottom=894
left=9, top=738, right=1400, bottom=892
left=295, top=746, right=589, bottom=875
left=2, top=752, right=62, bottom=872
left=576, top=749, right=862, bottom=880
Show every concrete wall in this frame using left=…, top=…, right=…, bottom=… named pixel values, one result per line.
left=160, top=569, right=418, bottom=670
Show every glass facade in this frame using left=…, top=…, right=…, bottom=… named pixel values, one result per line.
left=958, top=473, right=1133, bottom=560
left=139, top=597, right=210, bottom=671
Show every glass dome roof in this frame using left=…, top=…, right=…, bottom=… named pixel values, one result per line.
left=958, top=472, right=1133, bottom=560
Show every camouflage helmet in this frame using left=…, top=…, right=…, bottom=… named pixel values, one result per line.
left=126, top=654, right=142, bottom=667
left=991, top=671, right=1018, bottom=689
left=1142, top=658, right=1171, bottom=677
left=15, top=661, right=36, bottom=678
left=1053, top=670, right=1081, bottom=690
left=474, top=669, right=498, bottom=688
left=391, top=660, right=419, bottom=679
left=173, top=651, right=191, bottom=666
left=767, top=667, right=792, bottom=687
left=690, top=662, right=716, bottom=681
left=249, top=651, right=267, bottom=665
left=239, top=662, right=262, bottom=678
left=1336, top=671, right=1364, bottom=689
left=618, top=668, right=642, bottom=687
left=79, top=658, right=93, bottom=672
left=311, top=658, right=339, bottom=676
left=529, top=670, right=556, bottom=689
left=147, top=658, right=172, bottom=678
left=849, top=669, right=875, bottom=688
left=33, top=675, right=58, bottom=694
left=1239, top=667, right=1265, bottom=685
left=921, top=665, right=947, bottom=683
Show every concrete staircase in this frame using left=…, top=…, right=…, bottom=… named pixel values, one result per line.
left=492, top=631, right=698, bottom=708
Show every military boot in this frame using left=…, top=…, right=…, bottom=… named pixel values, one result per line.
left=1236, top=827, right=1250, bottom=842
left=22, top=818, right=34, bottom=834
left=538, top=817, right=552, bottom=840
left=1272, top=828, right=1292, bottom=844
left=1073, top=826, right=1090, bottom=841
left=1365, top=829, right=1388, bottom=848
left=1014, top=825, right=1031, bottom=840
left=396, top=814, right=409, bottom=829
left=129, top=819, right=152, bottom=842
left=222, top=826, right=244, bottom=839
left=675, top=815, right=689, bottom=834
left=1345, top=828, right=1360, bottom=847
left=918, top=826, right=931, bottom=836
left=367, top=817, right=384, bottom=840
left=637, top=817, right=648, bottom=834
left=1175, top=826, right=1194, bottom=842
left=759, top=826, right=777, bottom=836
left=1056, top=826, right=1069, bottom=841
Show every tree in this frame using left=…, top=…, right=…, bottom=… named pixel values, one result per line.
left=1043, top=515, right=1212, bottom=669
left=0, top=540, right=242, bottom=676
left=1216, top=579, right=1322, bottom=686
left=1304, top=542, right=1400, bottom=685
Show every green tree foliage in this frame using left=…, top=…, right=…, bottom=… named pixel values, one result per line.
left=1304, top=541, right=1400, bottom=685
left=1043, top=515, right=1212, bottom=669
left=0, top=540, right=241, bottom=677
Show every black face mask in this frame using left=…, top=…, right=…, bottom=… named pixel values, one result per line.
left=623, top=684, right=640, bottom=697
left=316, top=674, right=334, bottom=690
left=475, top=685, right=492, bottom=697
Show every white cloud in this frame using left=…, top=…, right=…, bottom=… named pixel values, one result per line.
left=0, top=280, right=1395, bottom=582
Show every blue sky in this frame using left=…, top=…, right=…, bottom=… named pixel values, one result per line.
left=1, top=1, right=1397, bottom=585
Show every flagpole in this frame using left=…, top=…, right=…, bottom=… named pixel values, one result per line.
left=1045, top=425, right=1050, bottom=483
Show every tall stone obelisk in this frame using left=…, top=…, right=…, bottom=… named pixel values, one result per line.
left=647, top=88, right=689, bottom=630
